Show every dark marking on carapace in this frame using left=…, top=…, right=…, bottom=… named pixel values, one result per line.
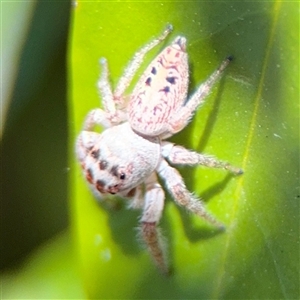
left=160, top=86, right=170, bottom=93
left=90, top=148, right=100, bottom=160
left=96, top=179, right=106, bottom=193
left=110, top=165, right=119, bottom=177
left=108, top=184, right=119, bottom=194
left=99, top=160, right=108, bottom=170
left=151, top=67, right=157, bottom=75
left=166, top=76, right=176, bottom=84
left=145, top=77, right=152, bottom=86
left=86, top=168, right=94, bottom=184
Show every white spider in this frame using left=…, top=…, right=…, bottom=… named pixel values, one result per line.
left=76, top=25, right=242, bottom=274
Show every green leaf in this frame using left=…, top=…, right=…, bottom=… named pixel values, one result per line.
left=2, top=232, right=86, bottom=299
left=69, top=1, right=299, bottom=298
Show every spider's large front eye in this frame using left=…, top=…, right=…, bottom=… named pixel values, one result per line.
left=119, top=173, right=126, bottom=180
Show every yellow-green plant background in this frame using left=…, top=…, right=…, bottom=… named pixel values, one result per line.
left=70, top=1, right=299, bottom=299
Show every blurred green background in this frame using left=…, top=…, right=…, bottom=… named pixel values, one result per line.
left=1, top=1, right=70, bottom=268
left=1, top=0, right=299, bottom=299
left=69, top=1, right=299, bottom=299
left=1, top=1, right=85, bottom=298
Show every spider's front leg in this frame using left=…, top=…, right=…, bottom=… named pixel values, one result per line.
left=169, top=56, right=232, bottom=135
left=157, top=159, right=225, bottom=229
left=114, top=24, right=173, bottom=99
left=92, top=58, right=127, bottom=127
left=81, top=108, right=122, bottom=131
left=139, top=173, right=169, bottom=274
left=81, top=57, right=128, bottom=132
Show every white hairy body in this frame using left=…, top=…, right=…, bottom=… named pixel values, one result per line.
left=76, top=25, right=242, bottom=274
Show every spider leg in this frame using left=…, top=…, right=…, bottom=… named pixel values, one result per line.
left=169, top=56, right=232, bottom=134
left=93, top=58, right=127, bottom=126
left=114, top=25, right=173, bottom=99
left=157, top=158, right=225, bottom=229
left=98, top=58, right=123, bottom=110
left=162, top=141, right=243, bottom=175
left=82, top=108, right=126, bottom=131
left=84, top=59, right=127, bottom=131
left=139, top=173, right=169, bottom=274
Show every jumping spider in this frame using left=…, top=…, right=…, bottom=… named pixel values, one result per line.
left=76, top=25, right=242, bottom=274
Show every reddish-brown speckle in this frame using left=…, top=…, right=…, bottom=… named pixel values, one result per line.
left=86, top=168, right=94, bottom=184
left=96, top=180, right=106, bottom=193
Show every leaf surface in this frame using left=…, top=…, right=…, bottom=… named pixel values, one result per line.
left=69, top=1, right=299, bottom=298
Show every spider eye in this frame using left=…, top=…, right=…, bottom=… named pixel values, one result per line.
left=120, top=173, right=126, bottom=180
